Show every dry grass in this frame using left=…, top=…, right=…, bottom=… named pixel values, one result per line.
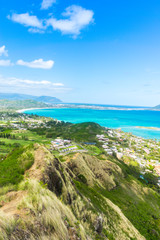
left=18, top=179, right=86, bottom=240
left=0, top=178, right=86, bottom=240
left=66, top=153, right=123, bottom=190
left=0, top=212, right=17, bottom=240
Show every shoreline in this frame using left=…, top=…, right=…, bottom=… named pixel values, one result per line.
left=16, top=105, right=151, bottom=113
left=135, top=126, right=160, bottom=131
left=16, top=108, right=48, bottom=113
left=17, top=107, right=160, bottom=131
left=14, top=108, right=160, bottom=140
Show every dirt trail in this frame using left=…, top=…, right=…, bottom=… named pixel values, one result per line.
left=0, top=145, right=46, bottom=217
left=25, top=146, right=46, bottom=180
left=0, top=191, right=27, bottom=216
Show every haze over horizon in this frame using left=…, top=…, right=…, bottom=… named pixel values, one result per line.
left=0, top=0, right=160, bottom=106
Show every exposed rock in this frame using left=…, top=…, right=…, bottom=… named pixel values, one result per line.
left=94, top=215, right=103, bottom=234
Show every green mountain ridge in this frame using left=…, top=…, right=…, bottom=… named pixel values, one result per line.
left=0, top=93, right=62, bottom=104
left=0, top=99, right=51, bottom=110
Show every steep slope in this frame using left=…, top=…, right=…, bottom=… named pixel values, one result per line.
left=66, top=154, right=160, bottom=240
left=0, top=144, right=147, bottom=240
left=0, top=145, right=86, bottom=240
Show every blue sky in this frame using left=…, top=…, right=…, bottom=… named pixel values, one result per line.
left=0, top=0, right=160, bottom=106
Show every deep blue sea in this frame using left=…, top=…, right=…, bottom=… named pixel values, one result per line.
left=24, top=104, right=160, bottom=140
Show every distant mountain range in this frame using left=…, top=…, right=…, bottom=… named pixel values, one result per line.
left=0, top=99, right=51, bottom=110
left=0, top=93, right=62, bottom=104
left=151, top=104, right=160, bottom=110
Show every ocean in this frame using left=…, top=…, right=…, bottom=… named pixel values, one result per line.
left=23, top=104, right=160, bottom=140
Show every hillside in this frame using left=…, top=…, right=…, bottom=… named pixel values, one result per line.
left=0, top=145, right=144, bottom=240
left=36, top=95, right=62, bottom=104
left=0, top=93, right=62, bottom=104
left=32, top=121, right=104, bottom=142
left=0, top=114, right=160, bottom=239
left=0, top=99, right=50, bottom=110
left=1, top=143, right=160, bottom=239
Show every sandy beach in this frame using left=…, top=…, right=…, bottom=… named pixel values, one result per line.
left=16, top=108, right=47, bottom=113
left=136, top=126, right=160, bottom=131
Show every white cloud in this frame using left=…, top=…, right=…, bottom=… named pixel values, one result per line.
left=0, top=46, right=8, bottom=57
left=52, top=83, right=64, bottom=86
left=0, top=60, right=13, bottom=66
left=0, top=75, right=71, bottom=95
left=47, top=5, right=94, bottom=37
left=8, top=5, right=94, bottom=37
left=41, top=0, right=56, bottom=10
left=0, top=46, right=12, bottom=67
left=0, top=75, right=64, bottom=89
left=28, top=28, right=45, bottom=34
left=8, top=78, right=64, bottom=87
left=8, top=13, right=44, bottom=29
left=16, top=58, right=54, bottom=69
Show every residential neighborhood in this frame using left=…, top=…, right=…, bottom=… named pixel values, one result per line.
left=51, top=138, right=87, bottom=155
left=97, top=128, right=160, bottom=185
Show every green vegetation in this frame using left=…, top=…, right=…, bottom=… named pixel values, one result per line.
left=100, top=181, right=160, bottom=240
left=73, top=158, right=160, bottom=240
left=0, top=130, right=49, bottom=161
left=33, top=121, right=104, bottom=142
left=0, top=99, right=50, bottom=110
left=0, top=111, right=160, bottom=239
left=0, top=145, right=34, bottom=186
left=84, top=145, right=103, bottom=155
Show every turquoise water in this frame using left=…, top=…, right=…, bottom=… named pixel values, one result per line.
left=24, top=107, right=160, bottom=140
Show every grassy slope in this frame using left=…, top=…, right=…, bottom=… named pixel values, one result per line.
left=100, top=179, right=160, bottom=240
left=76, top=178, right=160, bottom=240
left=0, top=145, right=34, bottom=186
left=0, top=145, right=144, bottom=240
left=0, top=129, right=50, bottom=158
left=71, top=154, right=160, bottom=240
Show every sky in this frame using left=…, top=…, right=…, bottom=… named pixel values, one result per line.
left=0, top=0, right=160, bottom=106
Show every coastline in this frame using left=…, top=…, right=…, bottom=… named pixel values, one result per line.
left=16, top=104, right=150, bottom=113
left=15, top=107, right=160, bottom=140
left=135, top=126, right=160, bottom=131
left=16, top=108, right=47, bottom=113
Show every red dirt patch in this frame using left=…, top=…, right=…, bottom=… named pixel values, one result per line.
left=0, top=191, right=27, bottom=217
